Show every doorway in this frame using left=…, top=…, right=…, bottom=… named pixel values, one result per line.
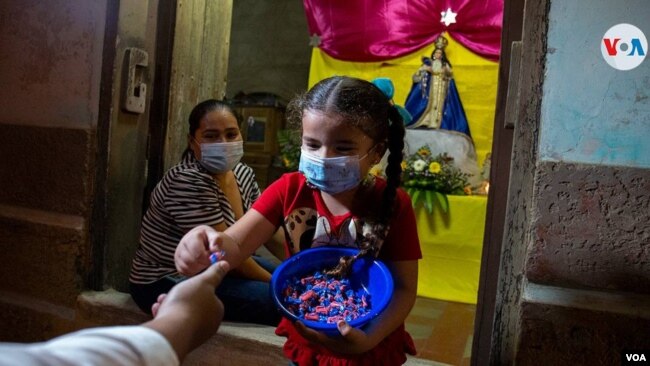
left=93, top=1, right=525, bottom=364
left=93, top=0, right=233, bottom=293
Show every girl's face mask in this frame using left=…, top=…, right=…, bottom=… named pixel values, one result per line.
left=197, top=140, right=244, bottom=174
left=298, top=148, right=371, bottom=194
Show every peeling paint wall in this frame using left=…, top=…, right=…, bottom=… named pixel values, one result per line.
left=539, top=0, right=650, bottom=168
left=0, top=0, right=106, bottom=129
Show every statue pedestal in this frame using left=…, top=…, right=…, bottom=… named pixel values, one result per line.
left=404, top=129, right=481, bottom=186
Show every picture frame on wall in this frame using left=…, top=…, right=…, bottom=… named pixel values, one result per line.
left=242, top=114, right=269, bottom=152
left=238, top=106, right=283, bottom=154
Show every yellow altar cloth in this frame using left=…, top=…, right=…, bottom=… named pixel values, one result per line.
left=415, top=195, right=487, bottom=304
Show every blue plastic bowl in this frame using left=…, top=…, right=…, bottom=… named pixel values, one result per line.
left=270, top=246, right=394, bottom=336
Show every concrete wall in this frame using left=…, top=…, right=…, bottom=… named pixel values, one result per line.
left=0, top=0, right=106, bottom=341
left=0, top=1, right=106, bottom=129
left=226, top=0, right=311, bottom=101
left=495, top=0, right=650, bottom=363
left=491, top=0, right=549, bottom=362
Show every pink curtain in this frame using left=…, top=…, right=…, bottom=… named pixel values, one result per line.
left=303, top=0, right=503, bottom=62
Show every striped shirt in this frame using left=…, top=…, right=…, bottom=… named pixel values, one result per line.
left=129, top=151, right=260, bottom=284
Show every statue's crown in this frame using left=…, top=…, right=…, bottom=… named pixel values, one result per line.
left=435, top=35, right=448, bottom=50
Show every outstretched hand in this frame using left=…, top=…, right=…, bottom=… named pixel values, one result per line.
left=145, top=260, right=230, bottom=361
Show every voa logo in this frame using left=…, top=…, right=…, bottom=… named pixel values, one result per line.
left=625, top=353, right=647, bottom=362
left=601, top=23, right=647, bottom=70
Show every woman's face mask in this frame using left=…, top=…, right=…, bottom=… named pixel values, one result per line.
left=298, top=148, right=371, bottom=194
left=197, top=140, right=244, bottom=174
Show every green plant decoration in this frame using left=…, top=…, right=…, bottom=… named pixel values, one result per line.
left=277, top=129, right=301, bottom=171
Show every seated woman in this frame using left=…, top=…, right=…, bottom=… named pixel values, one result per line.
left=129, top=99, right=283, bottom=326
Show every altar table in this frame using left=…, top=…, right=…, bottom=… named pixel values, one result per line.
left=414, top=195, right=487, bottom=304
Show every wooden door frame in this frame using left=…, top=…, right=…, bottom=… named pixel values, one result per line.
left=471, top=0, right=526, bottom=364
left=89, top=0, right=120, bottom=290
left=143, top=0, right=177, bottom=211
left=91, top=0, right=173, bottom=291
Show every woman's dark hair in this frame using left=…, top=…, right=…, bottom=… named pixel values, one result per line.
left=287, top=76, right=406, bottom=272
left=188, top=99, right=240, bottom=137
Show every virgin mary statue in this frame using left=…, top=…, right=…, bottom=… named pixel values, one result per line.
left=404, top=36, right=471, bottom=137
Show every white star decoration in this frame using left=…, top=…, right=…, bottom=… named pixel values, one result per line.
left=440, top=8, right=457, bottom=27
left=309, top=34, right=321, bottom=47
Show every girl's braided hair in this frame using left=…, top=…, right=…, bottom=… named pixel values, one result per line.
left=287, top=76, right=405, bottom=276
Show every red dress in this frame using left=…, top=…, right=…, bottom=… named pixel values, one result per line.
left=253, top=173, right=422, bottom=365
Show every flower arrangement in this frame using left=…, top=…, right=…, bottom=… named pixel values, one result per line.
left=402, top=145, right=471, bottom=213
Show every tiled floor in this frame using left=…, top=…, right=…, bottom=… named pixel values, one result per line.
left=405, top=296, right=476, bottom=366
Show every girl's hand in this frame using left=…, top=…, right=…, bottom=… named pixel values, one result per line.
left=293, top=320, right=375, bottom=354
left=175, top=225, right=215, bottom=276
left=175, top=225, right=242, bottom=276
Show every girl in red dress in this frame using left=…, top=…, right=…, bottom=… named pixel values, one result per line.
left=175, top=76, right=422, bottom=365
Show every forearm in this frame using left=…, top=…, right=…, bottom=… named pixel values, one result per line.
left=145, top=314, right=197, bottom=361
left=229, top=256, right=272, bottom=282
left=146, top=261, right=227, bottom=362
left=222, top=209, right=278, bottom=268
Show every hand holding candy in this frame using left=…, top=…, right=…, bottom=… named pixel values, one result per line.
left=175, top=225, right=243, bottom=276
left=175, top=225, right=215, bottom=276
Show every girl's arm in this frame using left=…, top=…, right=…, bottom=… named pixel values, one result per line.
left=175, top=209, right=277, bottom=277
left=227, top=257, right=272, bottom=282
left=212, top=221, right=272, bottom=282
left=294, top=259, right=418, bottom=354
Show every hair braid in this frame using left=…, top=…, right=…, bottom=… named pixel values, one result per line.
left=359, top=104, right=405, bottom=255
left=382, top=106, right=405, bottom=218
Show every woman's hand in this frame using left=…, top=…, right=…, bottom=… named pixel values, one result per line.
left=293, top=320, right=376, bottom=355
